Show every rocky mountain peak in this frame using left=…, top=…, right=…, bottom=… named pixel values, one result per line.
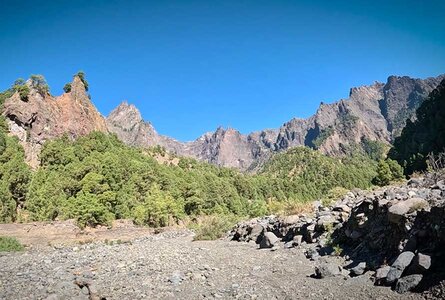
left=70, top=75, right=88, bottom=102
left=348, top=81, right=384, bottom=101
left=2, top=76, right=107, bottom=167
left=4, top=73, right=443, bottom=171
left=107, top=101, right=144, bottom=132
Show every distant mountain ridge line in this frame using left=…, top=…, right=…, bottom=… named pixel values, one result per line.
left=106, top=74, right=445, bottom=170
left=2, top=73, right=444, bottom=171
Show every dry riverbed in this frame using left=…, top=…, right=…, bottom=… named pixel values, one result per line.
left=0, top=221, right=422, bottom=300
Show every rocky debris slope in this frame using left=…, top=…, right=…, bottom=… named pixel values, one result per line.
left=107, top=75, right=444, bottom=171
left=3, top=76, right=107, bottom=167
left=1, top=230, right=418, bottom=300
left=228, top=171, right=445, bottom=297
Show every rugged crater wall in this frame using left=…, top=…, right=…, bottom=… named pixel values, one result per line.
left=106, top=74, right=445, bottom=171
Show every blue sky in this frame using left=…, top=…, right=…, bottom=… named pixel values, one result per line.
left=1, top=0, right=444, bottom=141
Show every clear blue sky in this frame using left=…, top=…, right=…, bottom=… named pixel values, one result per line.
left=1, top=0, right=444, bottom=141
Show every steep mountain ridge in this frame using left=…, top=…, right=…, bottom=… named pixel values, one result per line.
left=106, top=74, right=444, bottom=170
left=3, top=76, right=107, bottom=167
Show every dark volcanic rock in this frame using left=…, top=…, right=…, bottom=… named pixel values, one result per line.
left=314, top=261, right=342, bottom=278
left=387, top=251, right=415, bottom=284
left=395, top=274, right=423, bottom=293
left=259, top=232, right=279, bottom=249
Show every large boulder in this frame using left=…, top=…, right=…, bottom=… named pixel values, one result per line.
left=259, top=232, right=279, bottom=249
left=350, top=262, right=367, bottom=276
left=375, top=265, right=391, bottom=284
left=407, top=253, right=431, bottom=274
left=395, top=274, right=423, bottom=293
left=248, top=224, right=264, bottom=243
left=388, top=198, right=429, bottom=224
left=314, top=262, right=342, bottom=278
left=386, top=251, right=415, bottom=283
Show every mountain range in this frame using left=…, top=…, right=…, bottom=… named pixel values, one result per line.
left=3, top=73, right=444, bottom=170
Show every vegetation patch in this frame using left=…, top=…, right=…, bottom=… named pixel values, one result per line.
left=373, top=159, right=404, bottom=186
left=320, top=187, right=349, bottom=207
left=189, top=215, right=241, bottom=241
left=312, top=127, right=334, bottom=149
left=0, top=236, right=24, bottom=252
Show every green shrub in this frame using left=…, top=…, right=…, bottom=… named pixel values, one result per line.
left=361, top=138, right=387, bottom=161
left=30, top=74, right=49, bottom=95
left=12, top=79, right=30, bottom=102
left=63, top=83, right=72, bottom=93
left=0, top=236, right=24, bottom=252
left=0, top=89, right=13, bottom=107
left=321, top=187, right=349, bottom=207
left=373, top=160, right=392, bottom=186
left=190, top=215, right=240, bottom=241
left=312, top=127, right=334, bottom=149
left=373, top=159, right=404, bottom=186
left=132, top=184, right=184, bottom=227
left=65, top=192, right=114, bottom=228
left=386, top=158, right=404, bottom=180
left=75, top=71, right=89, bottom=91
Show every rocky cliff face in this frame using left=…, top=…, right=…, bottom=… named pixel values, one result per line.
left=105, top=101, right=187, bottom=154
left=3, top=76, right=107, bottom=167
left=106, top=74, right=444, bottom=171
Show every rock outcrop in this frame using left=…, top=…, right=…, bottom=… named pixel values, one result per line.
left=3, top=76, right=107, bottom=167
left=106, top=101, right=184, bottom=153
left=106, top=74, right=445, bottom=171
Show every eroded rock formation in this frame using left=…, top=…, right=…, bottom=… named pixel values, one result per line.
left=3, top=76, right=107, bottom=167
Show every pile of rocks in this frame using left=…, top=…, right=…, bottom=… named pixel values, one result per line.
left=228, top=172, right=445, bottom=294
left=229, top=191, right=357, bottom=251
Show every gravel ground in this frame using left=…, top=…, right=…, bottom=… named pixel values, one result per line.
left=0, top=230, right=422, bottom=300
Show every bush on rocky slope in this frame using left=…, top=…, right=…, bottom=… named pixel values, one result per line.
left=189, top=215, right=241, bottom=240
left=0, top=117, right=31, bottom=223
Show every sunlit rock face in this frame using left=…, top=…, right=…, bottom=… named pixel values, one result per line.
left=3, top=76, right=107, bottom=167
left=106, top=74, right=444, bottom=171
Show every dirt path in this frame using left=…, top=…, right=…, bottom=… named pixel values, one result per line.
left=0, top=220, right=156, bottom=248
left=0, top=223, right=422, bottom=300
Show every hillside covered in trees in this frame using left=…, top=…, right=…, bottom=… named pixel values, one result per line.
left=0, top=125, right=393, bottom=228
